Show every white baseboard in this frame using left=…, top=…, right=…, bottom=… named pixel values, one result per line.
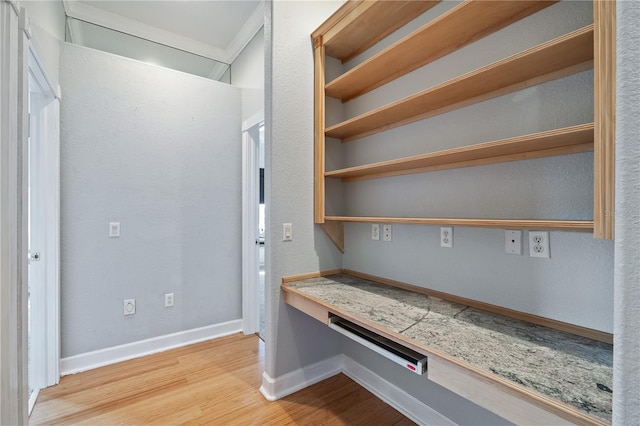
left=60, top=319, right=242, bottom=376
left=260, top=353, right=455, bottom=426
left=259, top=354, right=342, bottom=401
left=342, top=355, right=456, bottom=426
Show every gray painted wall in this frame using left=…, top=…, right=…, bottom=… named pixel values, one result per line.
left=265, top=0, right=344, bottom=379
left=60, top=43, right=242, bottom=357
left=22, top=0, right=65, bottom=87
left=232, top=28, right=265, bottom=122
left=337, top=0, right=614, bottom=333
left=614, top=1, right=640, bottom=424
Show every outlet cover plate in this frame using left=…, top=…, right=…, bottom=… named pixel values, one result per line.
left=529, top=231, right=550, bottom=258
left=165, top=293, right=175, bottom=307
left=372, top=224, right=380, bottom=240
left=505, top=230, right=522, bottom=255
left=383, top=224, right=392, bottom=242
left=440, top=227, right=453, bottom=248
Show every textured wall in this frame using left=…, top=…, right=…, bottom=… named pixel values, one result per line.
left=338, top=1, right=614, bottom=333
left=613, top=1, right=640, bottom=424
left=60, top=43, right=242, bottom=357
left=265, top=0, right=344, bottom=379
left=21, top=0, right=65, bottom=86
left=231, top=28, right=265, bottom=121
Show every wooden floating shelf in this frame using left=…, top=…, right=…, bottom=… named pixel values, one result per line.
left=315, top=1, right=440, bottom=63
left=325, top=216, right=594, bottom=232
left=325, top=123, right=594, bottom=181
left=325, top=25, right=594, bottom=142
left=326, top=1, right=557, bottom=102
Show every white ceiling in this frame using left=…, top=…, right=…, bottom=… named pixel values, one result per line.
left=63, top=0, right=264, bottom=64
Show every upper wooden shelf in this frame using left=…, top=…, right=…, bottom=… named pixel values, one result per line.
left=326, top=1, right=558, bottom=102
left=325, top=216, right=595, bottom=232
left=313, top=1, right=440, bottom=63
left=325, top=123, right=594, bottom=181
left=325, top=25, right=594, bottom=142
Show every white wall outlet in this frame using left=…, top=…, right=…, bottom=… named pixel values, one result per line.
left=123, top=299, right=135, bottom=315
left=504, top=230, right=522, bottom=255
left=109, top=222, right=120, bottom=237
left=282, top=223, right=292, bottom=241
left=529, top=231, right=550, bottom=258
left=371, top=224, right=380, bottom=240
left=440, top=227, right=453, bottom=248
left=383, top=224, right=392, bottom=241
left=164, top=293, right=174, bottom=307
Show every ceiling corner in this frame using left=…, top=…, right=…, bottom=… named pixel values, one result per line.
left=225, top=1, right=265, bottom=64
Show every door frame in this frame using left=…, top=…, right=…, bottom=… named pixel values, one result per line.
left=241, top=111, right=264, bottom=335
left=27, top=29, right=61, bottom=411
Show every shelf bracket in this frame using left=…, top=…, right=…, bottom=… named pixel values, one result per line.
left=320, top=221, right=344, bottom=253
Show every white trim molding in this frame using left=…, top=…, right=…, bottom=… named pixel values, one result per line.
left=62, top=1, right=264, bottom=65
left=259, top=355, right=343, bottom=401
left=260, top=354, right=456, bottom=426
left=342, top=356, right=457, bottom=426
left=60, top=320, right=242, bottom=376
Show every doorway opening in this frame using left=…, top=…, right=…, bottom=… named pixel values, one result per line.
left=242, top=113, right=265, bottom=339
left=27, top=46, right=61, bottom=413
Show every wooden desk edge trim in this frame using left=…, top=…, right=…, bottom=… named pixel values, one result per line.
left=280, top=280, right=608, bottom=425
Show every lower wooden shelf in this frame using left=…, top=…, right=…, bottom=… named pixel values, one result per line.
left=281, top=270, right=612, bottom=425
left=324, top=216, right=594, bottom=232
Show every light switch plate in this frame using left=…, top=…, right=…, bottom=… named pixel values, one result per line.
left=109, top=222, right=120, bottom=237
left=504, top=230, right=522, bottom=255
left=283, top=223, right=292, bottom=241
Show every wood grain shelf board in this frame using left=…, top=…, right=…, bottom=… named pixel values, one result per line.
left=325, top=216, right=594, bottom=232
left=326, top=1, right=557, bottom=101
left=325, top=124, right=594, bottom=181
left=315, top=1, right=440, bottom=63
left=325, top=25, right=594, bottom=141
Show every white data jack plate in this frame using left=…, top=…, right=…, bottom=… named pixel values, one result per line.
left=529, top=231, right=550, bottom=258
left=505, top=230, right=522, bottom=255
left=109, top=222, right=120, bottom=237
left=123, top=299, right=135, bottom=315
left=440, top=227, right=453, bottom=248
left=372, top=224, right=380, bottom=240
left=383, top=224, right=392, bottom=241
left=283, top=223, right=292, bottom=241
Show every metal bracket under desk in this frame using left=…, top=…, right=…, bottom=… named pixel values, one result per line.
left=328, top=315, right=427, bottom=375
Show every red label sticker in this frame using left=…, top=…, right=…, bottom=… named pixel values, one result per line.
left=407, top=364, right=416, bottom=371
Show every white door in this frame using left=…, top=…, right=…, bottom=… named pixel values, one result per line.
left=27, top=48, right=60, bottom=413
left=242, top=113, right=265, bottom=338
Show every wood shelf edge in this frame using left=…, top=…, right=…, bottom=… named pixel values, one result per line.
left=325, top=1, right=558, bottom=101
left=326, top=216, right=594, bottom=232
left=325, top=124, right=594, bottom=181
left=325, top=25, right=595, bottom=141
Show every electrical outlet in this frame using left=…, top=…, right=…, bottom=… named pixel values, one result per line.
left=504, top=230, right=522, bottom=255
left=109, top=222, right=120, bottom=237
left=529, top=231, right=550, bottom=258
left=440, top=227, right=453, bottom=248
left=383, top=224, right=392, bottom=241
left=165, top=293, right=175, bottom=307
left=123, top=299, right=136, bottom=315
left=371, top=224, right=380, bottom=240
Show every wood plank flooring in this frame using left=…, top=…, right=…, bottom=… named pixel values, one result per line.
left=30, top=333, right=415, bottom=425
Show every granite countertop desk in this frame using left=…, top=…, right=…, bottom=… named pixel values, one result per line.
left=282, top=273, right=613, bottom=425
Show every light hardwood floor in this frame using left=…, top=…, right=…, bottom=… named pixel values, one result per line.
left=30, top=333, right=415, bottom=425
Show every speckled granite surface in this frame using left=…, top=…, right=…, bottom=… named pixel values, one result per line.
left=285, top=274, right=613, bottom=423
